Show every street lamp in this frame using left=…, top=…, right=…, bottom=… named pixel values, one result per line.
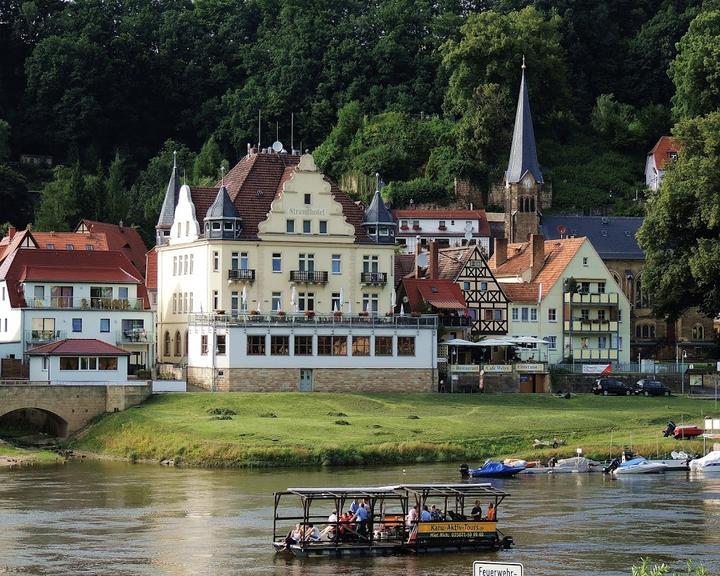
left=681, top=349, right=687, bottom=395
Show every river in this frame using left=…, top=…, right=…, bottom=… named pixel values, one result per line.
left=1, top=461, right=719, bottom=576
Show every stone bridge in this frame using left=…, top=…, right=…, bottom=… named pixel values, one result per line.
left=0, top=383, right=152, bottom=437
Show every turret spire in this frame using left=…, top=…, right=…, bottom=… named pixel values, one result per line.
left=506, top=58, right=543, bottom=185
left=155, top=152, right=181, bottom=245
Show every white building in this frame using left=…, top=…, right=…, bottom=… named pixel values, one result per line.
left=26, top=339, right=130, bottom=383
left=645, top=136, right=679, bottom=191
left=393, top=209, right=491, bottom=256
left=0, top=230, right=154, bottom=375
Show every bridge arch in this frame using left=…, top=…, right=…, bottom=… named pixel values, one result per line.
left=0, top=407, right=69, bottom=437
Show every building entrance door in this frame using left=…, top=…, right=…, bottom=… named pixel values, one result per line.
left=298, top=369, right=313, bottom=392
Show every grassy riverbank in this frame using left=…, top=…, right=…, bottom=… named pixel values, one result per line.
left=70, top=393, right=716, bottom=467
left=0, top=443, right=64, bottom=467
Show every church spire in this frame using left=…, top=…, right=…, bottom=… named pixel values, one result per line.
left=506, top=58, right=543, bottom=185
left=155, top=151, right=180, bottom=246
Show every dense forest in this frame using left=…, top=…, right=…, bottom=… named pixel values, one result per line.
left=0, top=0, right=711, bottom=253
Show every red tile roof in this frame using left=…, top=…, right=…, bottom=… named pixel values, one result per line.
left=437, top=246, right=475, bottom=281
left=145, top=247, right=158, bottom=290
left=32, top=231, right=109, bottom=252
left=402, top=278, right=467, bottom=311
left=0, top=229, right=37, bottom=262
left=393, top=209, right=491, bottom=236
left=0, top=249, right=149, bottom=308
left=650, top=136, right=680, bottom=171
left=394, top=254, right=417, bottom=288
left=192, top=152, right=370, bottom=243
left=490, top=237, right=586, bottom=302
left=78, top=220, right=149, bottom=275
left=500, top=283, right=540, bottom=303
left=26, top=338, right=130, bottom=356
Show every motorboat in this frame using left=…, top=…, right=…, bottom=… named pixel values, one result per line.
left=549, top=456, right=603, bottom=473
left=460, top=461, right=526, bottom=478
left=663, top=421, right=704, bottom=440
left=689, top=451, right=720, bottom=473
left=647, top=451, right=693, bottom=471
left=609, top=457, right=667, bottom=475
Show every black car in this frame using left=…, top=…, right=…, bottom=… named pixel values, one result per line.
left=633, top=379, right=672, bottom=396
left=592, top=378, right=631, bottom=396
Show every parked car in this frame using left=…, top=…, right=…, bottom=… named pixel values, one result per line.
left=633, top=379, right=672, bottom=397
left=592, top=378, right=631, bottom=396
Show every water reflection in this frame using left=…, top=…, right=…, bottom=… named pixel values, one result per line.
left=0, top=462, right=719, bottom=576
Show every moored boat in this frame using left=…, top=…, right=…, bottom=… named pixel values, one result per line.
left=550, top=456, right=603, bottom=473
left=460, top=461, right=526, bottom=478
left=272, top=483, right=513, bottom=558
left=609, top=457, right=668, bottom=475
left=689, top=451, right=720, bottom=473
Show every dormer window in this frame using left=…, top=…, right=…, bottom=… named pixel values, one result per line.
left=212, top=222, right=221, bottom=231
left=224, top=222, right=233, bottom=231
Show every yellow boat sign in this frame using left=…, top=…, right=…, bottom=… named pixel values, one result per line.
left=417, top=521, right=496, bottom=538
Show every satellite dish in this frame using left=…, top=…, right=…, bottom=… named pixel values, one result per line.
left=416, top=252, right=429, bottom=268
left=272, top=140, right=284, bottom=153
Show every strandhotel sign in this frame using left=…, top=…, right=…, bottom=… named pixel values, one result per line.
left=288, top=207, right=327, bottom=216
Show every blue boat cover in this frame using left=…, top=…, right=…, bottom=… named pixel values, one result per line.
left=619, top=457, right=647, bottom=468
left=470, top=461, right=525, bottom=476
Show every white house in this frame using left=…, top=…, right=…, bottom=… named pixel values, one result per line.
left=26, top=338, right=130, bottom=383
left=0, top=230, right=154, bottom=375
left=645, top=136, right=680, bottom=191
left=392, top=209, right=491, bottom=256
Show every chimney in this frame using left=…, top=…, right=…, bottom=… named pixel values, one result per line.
left=429, top=240, right=439, bottom=280
left=494, top=238, right=507, bottom=267
left=8, top=226, right=16, bottom=240
left=530, top=233, right=545, bottom=279
left=415, top=236, right=422, bottom=277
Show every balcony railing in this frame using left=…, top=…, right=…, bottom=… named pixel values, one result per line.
left=25, top=330, right=65, bottom=349
left=228, top=269, right=255, bottom=282
left=189, top=312, right=438, bottom=330
left=442, top=317, right=471, bottom=327
left=571, top=348, right=619, bottom=360
left=564, top=320, right=619, bottom=333
left=116, top=329, right=153, bottom=344
left=360, top=272, right=387, bottom=285
left=289, top=270, right=328, bottom=283
left=27, top=297, right=145, bottom=310
left=564, top=292, right=619, bottom=305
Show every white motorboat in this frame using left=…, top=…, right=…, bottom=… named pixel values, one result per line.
left=689, top=451, right=720, bottom=473
left=550, top=456, right=603, bottom=473
left=612, top=457, right=667, bottom=475
left=647, top=451, right=692, bottom=471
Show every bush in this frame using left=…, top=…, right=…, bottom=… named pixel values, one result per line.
left=207, top=407, right=237, bottom=416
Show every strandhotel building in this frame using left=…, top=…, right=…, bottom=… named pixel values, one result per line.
left=153, top=149, right=437, bottom=391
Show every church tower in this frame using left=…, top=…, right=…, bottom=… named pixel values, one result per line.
left=504, top=58, right=543, bottom=243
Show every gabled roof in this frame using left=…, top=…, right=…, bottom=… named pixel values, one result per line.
left=491, top=237, right=586, bottom=302
left=0, top=249, right=149, bottom=308
left=363, top=189, right=395, bottom=226
left=394, top=254, right=416, bottom=288
left=402, top=278, right=467, bottom=311
left=0, top=229, right=37, bottom=262
left=26, top=338, right=130, bottom=356
left=649, top=136, right=680, bottom=171
left=437, top=246, right=475, bottom=281
left=506, top=64, right=543, bottom=185
left=500, top=283, right=540, bottom=303
left=540, top=215, right=644, bottom=260
left=77, top=220, right=149, bottom=275
left=186, top=152, right=370, bottom=243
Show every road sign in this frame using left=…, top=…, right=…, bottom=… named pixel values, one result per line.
left=473, top=561, right=524, bottom=576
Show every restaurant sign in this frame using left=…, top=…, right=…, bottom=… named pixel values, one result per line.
left=417, top=521, right=495, bottom=539
left=482, top=364, right=513, bottom=373
left=450, top=364, right=480, bottom=373
left=515, top=362, right=545, bottom=373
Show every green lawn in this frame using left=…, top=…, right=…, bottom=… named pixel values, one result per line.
left=0, top=443, right=64, bottom=466
left=70, top=393, right=716, bottom=467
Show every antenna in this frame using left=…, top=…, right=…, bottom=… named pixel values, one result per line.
left=257, top=109, right=261, bottom=149
left=375, top=172, right=380, bottom=191
left=291, top=112, right=294, bottom=152
left=173, top=150, right=177, bottom=169
left=220, top=164, right=225, bottom=186
left=276, top=121, right=279, bottom=142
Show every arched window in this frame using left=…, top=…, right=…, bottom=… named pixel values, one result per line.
left=635, top=276, right=643, bottom=308
left=529, top=197, right=535, bottom=212
left=692, top=324, right=705, bottom=340
left=174, top=330, right=181, bottom=357
left=163, top=331, right=171, bottom=356
left=636, top=323, right=656, bottom=340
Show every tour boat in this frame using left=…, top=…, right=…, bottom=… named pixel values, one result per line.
left=689, top=451, right=720, bottom=474
left=460, top=461, right=526, bottom=478
left=272, top=483, right=513, bottom=557
left=610, top=457, right=668, bottom=475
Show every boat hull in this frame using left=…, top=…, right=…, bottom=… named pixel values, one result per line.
left=647, top=459, right=689, bottom=471
left=613, top=462, right=667, bottom=475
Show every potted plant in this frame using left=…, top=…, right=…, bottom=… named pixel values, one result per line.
left=359, top=310, right=369, bottom=317
left=333, top=310, right=343, bottom=319
left=277, top=310, right=286, bottom=317
left=305, top=310, right=315, bottom=318
left=250, top=309, right=260, bottom=316
left=400, top=224, right=409, bottom=230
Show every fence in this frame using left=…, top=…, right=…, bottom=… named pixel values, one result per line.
left=553, top=362, right=717, bottom=375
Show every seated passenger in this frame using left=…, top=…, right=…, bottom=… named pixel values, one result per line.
left=430, top=505, right=443, bottom=521
left=420, top=505, right=432, bottom=522
left=319, top=510, right=338, bottom=540
left=305, top=523, right=320, bottom=541
left=486, top=503, right=496, bottom=521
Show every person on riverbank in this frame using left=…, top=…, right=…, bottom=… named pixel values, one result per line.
left=471, top=500, right=483, bottom=520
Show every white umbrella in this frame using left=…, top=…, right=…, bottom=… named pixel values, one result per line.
left=333, top=301, right=339, bottom=313
left=399, top=303, right=405, bottom=316
left=339, top=287, right=344, bottom=312
left=290, top=286, right=297, bottom=313
left=241, top=286, right=247, bottom=311
left=391, top=289, right=396, bottom=312
left=256, top=300, right=261, bottom=314
left=348, top=300, right=352, bottom=315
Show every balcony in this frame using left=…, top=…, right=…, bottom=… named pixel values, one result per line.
left=189, top=312, right=438, bottom=330
left=25, top=330, right=65, bottom=350
left=116, top=328, right=153, bottom=345
left=27, top=297, right=145, bottom=310
left=360, top=272, right=387, bottom=285
left=228, top=269, right=255, bottom=282
left=564, top=292, right=619, bottom=305
left=564, top=320, right=619, bottom=333
left=290, top=270, right=328, bottom=283
left=571, top=348, right=619, bottom=361
left=442, top=316, right=470, bottom=327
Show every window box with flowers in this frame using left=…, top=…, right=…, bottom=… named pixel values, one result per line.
left=304, top=310, right=315, bottom=318
left=359, top=311, right=369, bottom=317
left=277, top=310, right=286, bottom=317
left=400, top=225, right=409, bottom=230
left=412, top=225, right=421, bottom=231
left=250, top=310, right=260, bottom=316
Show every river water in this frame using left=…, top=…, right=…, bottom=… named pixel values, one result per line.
left=1, top=461, right=719, bottom=576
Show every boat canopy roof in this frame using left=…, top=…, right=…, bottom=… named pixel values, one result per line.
left=278, top=483, right=509, bottom=500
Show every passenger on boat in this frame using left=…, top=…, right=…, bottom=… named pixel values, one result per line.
left=349, top=498, right=360, bottom=515
left=319, top=511, right=338, bottom=540
left=373, top=522, right=387, bottom=541
left=486, top=503, right=496, bottom=521
left=354, top=503, right=369, bottom=537
left=339, top=511, right=354, bottom=541
left=430, top=505, right=443, bottom=521
left=406, top=504, right=419, bottom=528
left=471, top=500, right=483, bottom=520
left=420, top=505, right=432, bottom=521
left=304, top=523, right=320, bottom=542
left=283, top=524, right=302, bottom=548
